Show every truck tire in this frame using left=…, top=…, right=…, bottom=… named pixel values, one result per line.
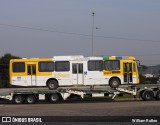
left=47, top=80, right=58, bottom=90
left=26, top=95, right=36, bottom=104
left=156, top=90, right=160, bottom=100
left=13, top=95, right=24, bottom=104
left=109, top=78, right=120, bottom=88
left=142, top=90, right=154, bottom=101
left=50, top=93, right=59, bottom=102
left=139, top=90, right=145, bottom=99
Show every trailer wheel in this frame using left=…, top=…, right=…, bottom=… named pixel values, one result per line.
left=156, top=90, right=160, bottom=100
left=47, top=80, right=58, bottom=90
left=139, top=90, right=145, bottom=99
left=142, top=90, right=154, bottom=101
left=26, top=95, right=36, bottom=104
left=13, top=95, right=24, bottom=104
left=50, top=93, right=59, bottom=102
left=109, top=78, right=120, bottom=88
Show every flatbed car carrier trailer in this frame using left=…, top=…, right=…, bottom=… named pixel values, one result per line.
left=0, top=85, right=160, bottom=104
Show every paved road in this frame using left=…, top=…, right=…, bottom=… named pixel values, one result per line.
left=0, top=99, right=160, bottom=116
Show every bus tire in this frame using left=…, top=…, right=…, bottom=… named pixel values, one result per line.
left=47, top=80, right=58, bottom=90
left=13, top=95, right=24, bottom=104
left=109, top=78, right=120, bottom=88
left=26, top=95, right=36, bottom=104
left=49, top=93, right=59, bottom=102
left=156, top=90, right=160, bottom=100
left=142, top=90, right=154, bottom=101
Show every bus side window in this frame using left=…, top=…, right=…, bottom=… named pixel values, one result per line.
left=88, top=60, right=103, bottom=71
left=78, top=64, right=83, bottom=74
left=55, top=61, right=70, bottom=72
left=13, top=62, right=25, bottom=73
left=129, top=63, right=132, bottom=72
left=123, top=63, right=127, bottom=72
left=72, top=64, right=77, bottom=74
left=27, top=65, right=36, bottom=75
left=104, top=60, right=120, bottom=70
left=133, top=63, right=136, bottom=72
left=28, top=65, right=31, bottom=75
left=32, top=65, right=36, bottom=75
left=39, top=62, right=54, bottom=72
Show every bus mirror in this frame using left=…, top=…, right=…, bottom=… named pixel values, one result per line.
left=139, top=62, right=141, bottom=67
left=136, top=60, right=141, bottom=67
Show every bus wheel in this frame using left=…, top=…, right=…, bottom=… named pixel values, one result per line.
left=49, top=93, right=59, bottom=102
left=156, top=90, right=160, bottom=100
left=47, top=80, right=58, bottom=90
left=26, top=95, right=36, bottom=104
left=142, top=90, right=154, bottom=101
left=13, top=95, right=24, bottom=104
left=109, top=78, right=120, bottom=88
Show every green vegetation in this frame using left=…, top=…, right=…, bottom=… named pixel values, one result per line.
left=139, top=74, right=159, bottom=84
left=0, top=53, right=20, bottom=88
left=140, top=65, right=148, bottom=72
left=139, top=74, right=146, bottom=84
left=139, top=64, right=160, bottom=84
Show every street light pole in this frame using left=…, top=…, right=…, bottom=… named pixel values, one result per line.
left=92, top=12, right=95, bottom=56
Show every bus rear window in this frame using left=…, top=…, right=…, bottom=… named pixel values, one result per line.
left=13, top=62, right=25, bottom=72
left=104, top=60, right=120, bottom=70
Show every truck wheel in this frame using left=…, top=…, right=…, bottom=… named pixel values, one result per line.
left=47, top=80, right=58, bottom=90
left=13, top=95, right=24, bottom=104
left=156, top=90, right=160, bottom=100
left=50, top=93, right=59, bottom=102
left=109, top=78, right=120, bottom=88
left=139, top=90, right=145, bottom=99
left=26, top=95, right=36, bottom=104
left=142, top=90, right=154, bottom=101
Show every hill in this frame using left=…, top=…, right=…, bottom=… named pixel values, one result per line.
left=140, top=65, right=160, bottom=75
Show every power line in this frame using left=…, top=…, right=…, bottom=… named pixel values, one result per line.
left=98, top=53, right=160, bottom=56
left=94, top=35, right=160, bottom=43
left=134, top=54, right=160, bottom=57
left=0, top=23, right=160, bottom=43
left=0, top=23, right=90, bottom=36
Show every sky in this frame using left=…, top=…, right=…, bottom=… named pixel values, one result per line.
left=0, top=0, right=160, bottom=66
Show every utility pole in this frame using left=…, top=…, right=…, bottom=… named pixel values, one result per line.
left=92, top=12, right=95, bottom=56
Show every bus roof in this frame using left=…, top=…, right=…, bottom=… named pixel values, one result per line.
left=53, top=55, right=84, bottom=61
left=103, top=56, right=136, bottom=60
left=10, top=58, right=52, bottom=62
left=10, top=56, right=136, bottom=62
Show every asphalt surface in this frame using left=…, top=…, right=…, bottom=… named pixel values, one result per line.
left=0, top=99, right=160, bottom=116
left=0, top=99, right=160, bottom=124
left=1, top=86, right=160, bottom=123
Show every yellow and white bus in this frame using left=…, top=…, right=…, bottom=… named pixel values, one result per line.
left=10, top=55, right=139, bottom=89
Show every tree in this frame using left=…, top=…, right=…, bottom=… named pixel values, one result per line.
left=139, top=74, right=146, bottom=84
left=0, top=53, right=20, bottom=87
left=146, top=77, right=159, bottom=84
left=139, top=65, right=148, bottom=72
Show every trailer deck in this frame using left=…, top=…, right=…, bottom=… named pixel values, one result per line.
left=0, top=85, right=160, bottom=104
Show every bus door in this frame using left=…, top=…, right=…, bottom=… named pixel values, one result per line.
left=123, top=62, right=133, bottom=84
left=72, top=63, right=84, bottom=85
left=27, top=64, right=37, bottom=86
